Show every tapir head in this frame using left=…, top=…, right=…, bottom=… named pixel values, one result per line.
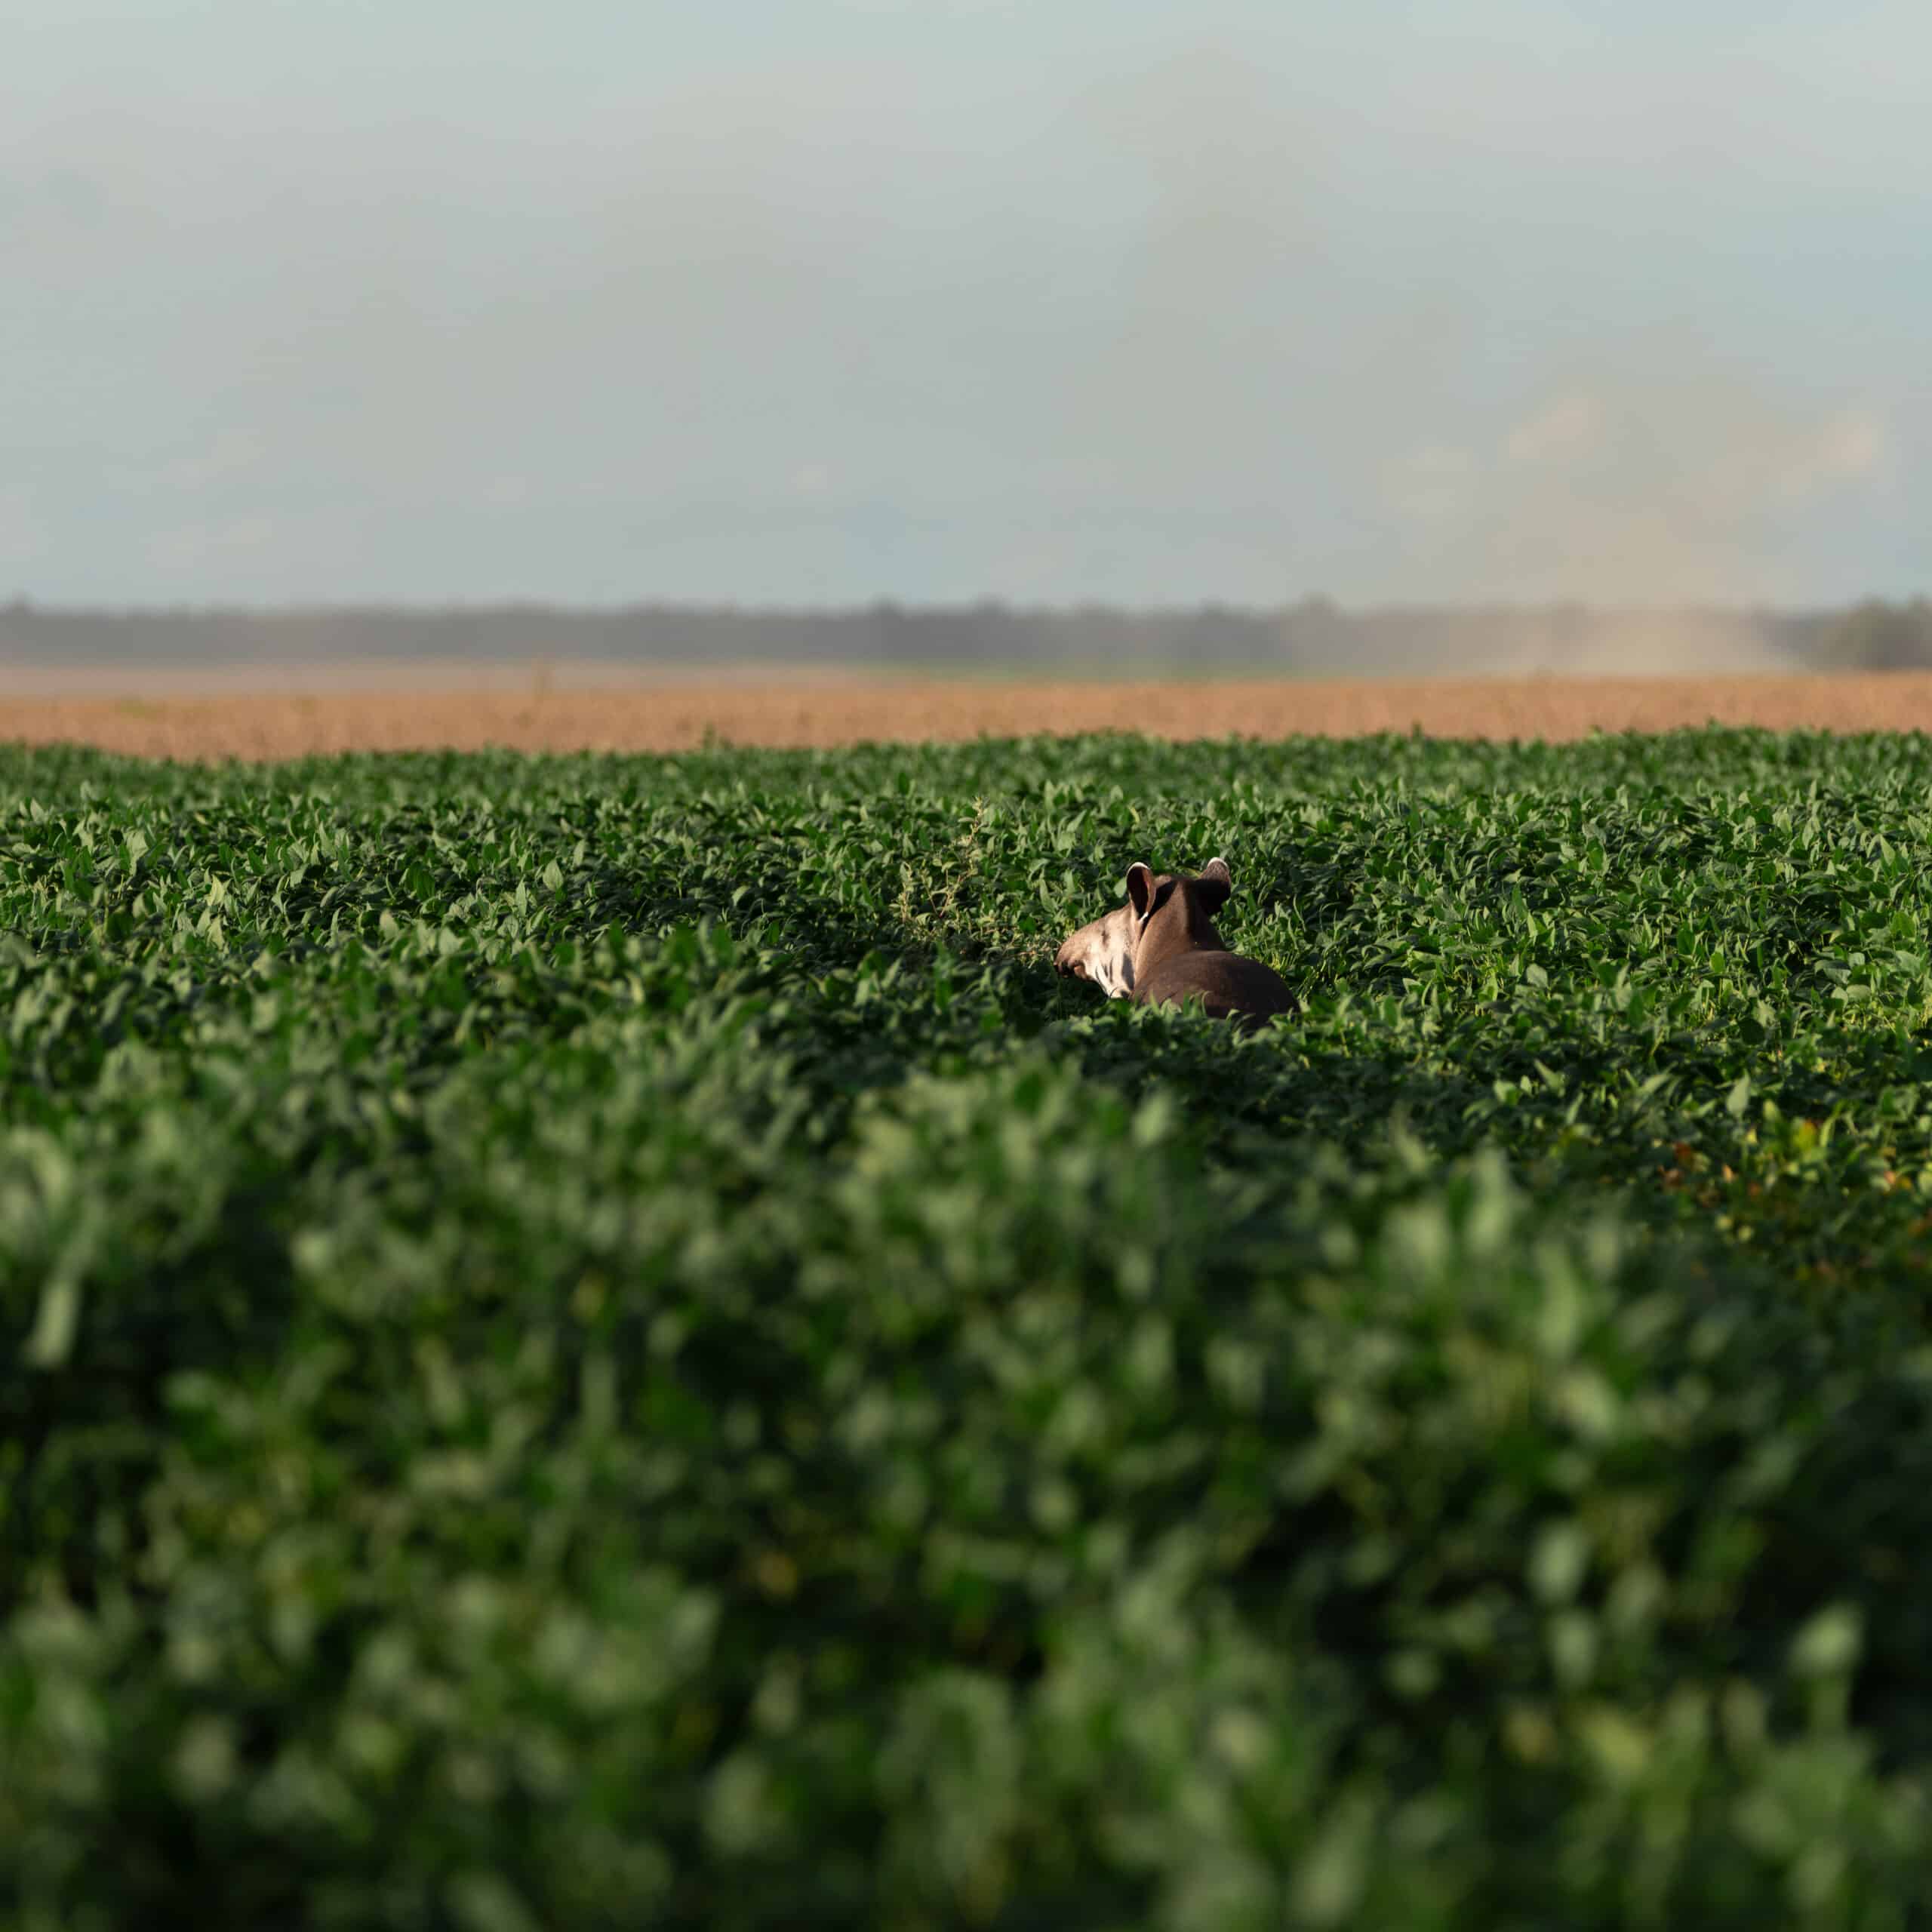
left=1054, top=857, right=1233, bottom=997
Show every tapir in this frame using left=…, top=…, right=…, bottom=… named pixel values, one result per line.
left=1054, top=857, right=1295, bottom=1027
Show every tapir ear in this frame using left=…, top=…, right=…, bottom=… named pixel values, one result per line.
left=1197, top=857, right=1232, bottom=910
left=1125, top=863, right=1156, bottom=921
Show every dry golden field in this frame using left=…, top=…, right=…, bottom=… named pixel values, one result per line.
left=12, top=670, right=1932, bottom=760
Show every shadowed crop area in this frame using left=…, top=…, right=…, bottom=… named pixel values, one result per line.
left=8, top=728, right=1932, bottom=1927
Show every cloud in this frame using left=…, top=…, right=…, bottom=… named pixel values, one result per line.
left=146, top=515, right=285, bottom=574
left=0, top=165, right=114, bottom=235
left=1384, top=355, right=1896, bottom=603
left=1770, top=408, right=1887, bottom=505
left=792, top=463, right=836, bottom=504
left=0, top=491, right=47, bottom=575
left=1383, top=445, right=1478, bottom=523
left=1054, top=45, right=1329, bottom=489
left=1506, top=393, right=1606, bottom=466
left=155, top=432, right=265, bottom=495
left=835, top=0, right=1018, bottom=12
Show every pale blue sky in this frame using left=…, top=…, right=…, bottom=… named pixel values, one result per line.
left=5, top=0, right=1927, bottom=605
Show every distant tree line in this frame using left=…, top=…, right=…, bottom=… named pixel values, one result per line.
left=0, top=598, right=1334, bottom=674
left=2, top=595, right=1929, bottom=675
left=1816, top=598, right=1932, bottom=671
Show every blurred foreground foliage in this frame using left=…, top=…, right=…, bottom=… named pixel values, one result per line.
left=8, top=728, right=1932, bottom=1927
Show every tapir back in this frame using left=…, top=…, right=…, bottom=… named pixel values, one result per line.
left=1134, top=950, right=1296, bottom=1026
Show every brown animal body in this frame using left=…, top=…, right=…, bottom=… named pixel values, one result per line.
left=1054, top=857, right=1295, bottom=1028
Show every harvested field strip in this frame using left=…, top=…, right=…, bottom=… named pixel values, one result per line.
left=11, top=670, right=1932, bottom=758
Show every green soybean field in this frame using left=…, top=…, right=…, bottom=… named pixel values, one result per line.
left=9, top=727, right=1932, bottom=1930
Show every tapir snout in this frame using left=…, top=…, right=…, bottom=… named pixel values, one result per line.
left=1054, top=900, right=1140, bottom=996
